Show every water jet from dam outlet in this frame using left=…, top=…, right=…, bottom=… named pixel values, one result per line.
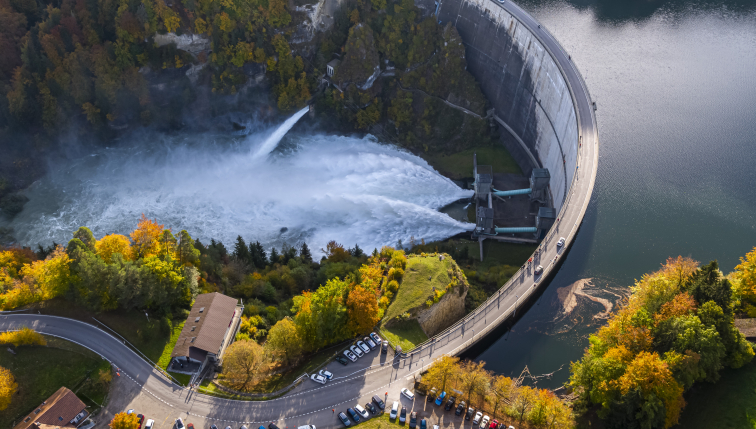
left=7, top=108, right=475, bottom=254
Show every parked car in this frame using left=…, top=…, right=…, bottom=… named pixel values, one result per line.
left=481, top=415, right=491, bottom=428
left=390, top=401, right=399, bottom=419
left=365, top=402, right=377, bottom=414
left=373, top=395, right=386, bottom=410
left=370, top=332, right=381, bottom=343
left=187, top=424, right=195, bottom=429
left=310, top=374, right=326, bottom=384
left=145, top=420, right=155, bottom=429
left=344, top=350, right=358, bottom=362
left=465, top=407, right=475, bottom=420
left=349, top=345, right=364, bottom=357
left=335, top=356, right=349, bottom=365
left=346, top=408, right=361, bottom=423
left=409, top=411, right=418, bottom=429
left=399, top=407, right=407, bottom=423
left=445, top=396, right=456, bottom=411
left=269, top=423, right=281, bottom=429
left=174, top=418, right=185, bottom=429
left=355, top=405, right=370, bottom=419
left=401, top=388, right=415, bottom=400
left=258, top=426, right=265, bottom=429
left=381, top=341, right=389, bottom=354
left=296, top=426, right=315, bottom=429
left=356, top=341, right=370, bottom=353
left=318, top=369, right=333, bottom=380
left=238, top=425, right=246, bottom=429
left=435, top=391, right=447, bottom=406
left=427, top=387, right=438, bottom=401
left=337, top=412, right=351, bottom=427
left=136, top=414, right=145, bottom=429
left=455, top=401, right=466, bottom=415
left=557, top=237, right=565, bottom=247
left=489, top=419, right=499, bottom=429
left=364, top=337, right=377, bottom=349
left=535, top=265, right=544, bottom=275
left=420, top=419, right=427, bottom=429
left=473, top=411, right=483, bottom=425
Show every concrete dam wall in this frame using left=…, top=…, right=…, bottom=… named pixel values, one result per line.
left=432, top=0, right=579, bottom=210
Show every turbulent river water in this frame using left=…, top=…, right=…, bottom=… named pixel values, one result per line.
left=7, top=107, right=473, bottom=253
left=470, top=0, right=756, bottom=392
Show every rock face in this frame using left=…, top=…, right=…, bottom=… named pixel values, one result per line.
left=154, top=33, right=211, bottom=57
left=416, top=283, right=468, bottom=337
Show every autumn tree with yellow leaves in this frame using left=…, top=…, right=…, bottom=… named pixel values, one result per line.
left=0, top=327, right=46, bottom=347
left=109, top=411, right=140, bottom=429
left=0, top=366, right=18, bottom=411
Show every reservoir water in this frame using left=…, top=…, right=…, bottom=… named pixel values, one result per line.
left=471, top=0, right=756, bottom=390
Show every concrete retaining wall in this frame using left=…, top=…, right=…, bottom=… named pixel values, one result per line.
left=434, top=0, right=579, bottom=210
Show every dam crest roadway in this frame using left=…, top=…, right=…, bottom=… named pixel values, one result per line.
left=0, top=0, right=598, bottom=426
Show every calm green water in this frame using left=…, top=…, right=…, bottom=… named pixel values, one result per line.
left=471, top=0, right=756, bottom=393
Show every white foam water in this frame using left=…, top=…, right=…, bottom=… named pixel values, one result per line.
left=9, top=112, right=474, bottom=254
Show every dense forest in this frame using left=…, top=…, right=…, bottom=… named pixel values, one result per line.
left=568, top=255, right=756, bottom=429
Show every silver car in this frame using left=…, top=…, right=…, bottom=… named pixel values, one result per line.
left=356, top=341, right=370, bottom=353
left=350, top=345, right=364, bottom=357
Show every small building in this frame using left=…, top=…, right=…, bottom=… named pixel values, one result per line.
left=326, top=59, right=341, bottom=77
left=14, top=387, right=88, bottom=429
left=170, top=292, right=243, bottom=373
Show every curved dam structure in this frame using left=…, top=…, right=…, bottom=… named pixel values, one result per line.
left=0, top=2, right=597, bottom=427
left=394, top=0, right=599, bottom=356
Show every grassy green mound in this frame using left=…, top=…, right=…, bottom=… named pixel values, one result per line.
left=383, top=255, right=452, bottom=323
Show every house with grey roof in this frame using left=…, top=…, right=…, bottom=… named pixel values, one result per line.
left=170, top=292, right=243, bottom=374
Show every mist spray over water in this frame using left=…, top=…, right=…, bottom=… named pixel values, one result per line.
left=10, top=110, right=474, bottom=254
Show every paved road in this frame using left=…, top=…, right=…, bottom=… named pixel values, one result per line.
left=0, top=1, right=598, bottom=428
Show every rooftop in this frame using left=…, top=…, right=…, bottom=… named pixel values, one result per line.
left=14, top=387, right=86, bottom=429
left=171, top=292, right=239, bottom=359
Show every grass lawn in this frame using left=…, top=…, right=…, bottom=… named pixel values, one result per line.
left=425, top=145, right=522, bottom=180
left=168, top=371, right=192, bottom=386
left=675, top=358, right=756, bottom=429
left=380, top=319, right=428, bottom=352
left=157, top=321, right=186, bottom=369
left=0, top=336, right=111, bottom=429
left=384, top=256, right=453, bottom=323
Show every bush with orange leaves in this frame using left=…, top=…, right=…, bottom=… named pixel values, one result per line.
left=569, top=255, right=754, bottom=429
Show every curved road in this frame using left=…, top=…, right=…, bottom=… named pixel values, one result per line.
left=1, top=1, right=598, bottom=428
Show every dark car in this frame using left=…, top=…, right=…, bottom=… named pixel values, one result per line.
left=420, top=419, right=427, bottom=429
left=365, top=403, right=377, bottom=414
left=335, top=356, right=349, bottom=365
left=372, top=395, right=385, bottom=410
left=445, top=396, right=456, bottom=411
left=455, top=401, right=466, bottom=416
left=210, top=426, right=219, bottom=429
left=337, top=412, right=351, bottom=427
left=465, top=407, right=475, bottom=420
left=409, top=412, right=418, bottom=429
left=269, top=423, right=281, bottom=429
left=399, top=407, right=407, bottom=423
left=347, top=408, right=361, bottom=423
left=427, top=387, right=438, bottom=402
left=136, top=415, right=145, bottom=429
